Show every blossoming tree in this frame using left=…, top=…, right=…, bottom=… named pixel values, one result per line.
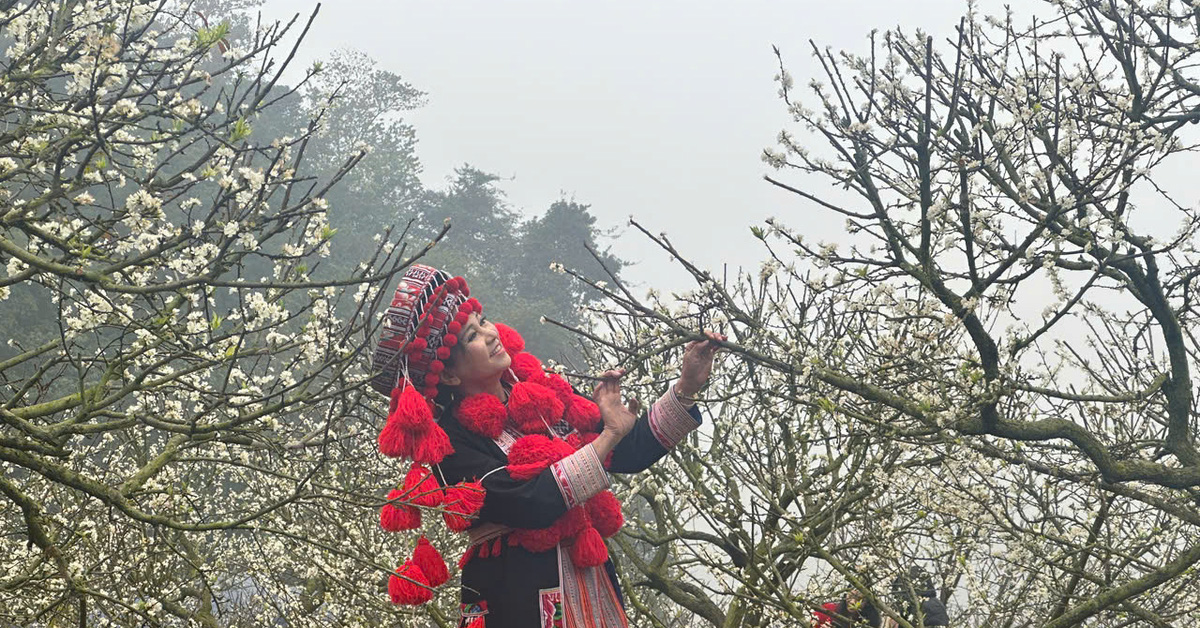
left=557, top=1, right=1200, bottom=626
left=0, top=2, right=462, bottom=625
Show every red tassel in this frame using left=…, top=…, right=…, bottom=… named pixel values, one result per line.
left=478, top=539, right=492, bottom=558
left=564, top=395, right=602, bottom=432
left=391, top=381, right=435, bottom=433
left=569, top=526, right=609, bottom=568
left=458, top=544, right=478, bottom=570
left=586, top=490, right=624, bottom=537
left=380, top=489, right=422, bottom=531
left=455, top=393, right=507, bottom=439
left=494, top=322, right=525, bottom=354
left=378, top=416, right=415, bottom=458
left=509, top=352, right=544, bottom=382
left=412, top=535, right=450, bottom=587
left=442, top=481, right=485, bottom=532
left=388, top=561, right=433, bottom=605
left=402, top=464, right=442, bottom=508
left=507, top=381, right=565, bottom=434
left=466, top=616, right=485, bottom=628
left=411, top=422, right=454, bottom=465
left=490, top=538, right=503, bottom=557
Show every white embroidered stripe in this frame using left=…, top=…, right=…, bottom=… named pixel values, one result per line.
left=550, top=444, right=609, bottom=509
left=648, top=387, right=699, bottom=449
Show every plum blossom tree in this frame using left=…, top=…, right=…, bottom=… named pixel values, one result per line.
left=0, top=2, right=463, bottom=625
left=554, top=1, right=1200, bottom=626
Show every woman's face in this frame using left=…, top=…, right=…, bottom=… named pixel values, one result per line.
left=442, top=311, right=511, bottom=387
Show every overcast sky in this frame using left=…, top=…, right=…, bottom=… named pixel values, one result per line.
left=258, top=0, right=984, bottom=292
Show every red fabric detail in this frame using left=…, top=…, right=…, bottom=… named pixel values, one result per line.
left=402, top=464, right=442, bottom=508
left=466, top=616, right=485, bottom=628
left=509, top=352, right=544, bottom=382
left=566, top=431, right=613, bottom=467
left=507, top=381, right=565, bottom=434
left=411, top=423, right=454, bottom=465
left=494, top=322, right=525, bottom=354
left=813, top=602, right=839, bottom=628
left=380, top=490, right=421, bottom=531
left=388, top=561, right=433, bottom=605
left=568, top=526, right=608, bottom=568
left=564, top=395, right=602, bottom=432
left=456, top=393, right=507, bottom=439
left=586, top=490, right=624, bottom=538
left=412, top=536, right=450, bottom=587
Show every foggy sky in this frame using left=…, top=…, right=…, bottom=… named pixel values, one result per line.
left=258, top=0, right=980, bottom=293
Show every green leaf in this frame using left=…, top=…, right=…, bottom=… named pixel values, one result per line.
left=230, top=118, right=252, bottom=143
left=193, top=21, right=231, bottom=52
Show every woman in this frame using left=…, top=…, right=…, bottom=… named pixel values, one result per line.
left=370, top=265, right=723, bottom=627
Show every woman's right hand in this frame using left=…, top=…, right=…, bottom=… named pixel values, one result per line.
left=593, top=369, right=637, bottom=438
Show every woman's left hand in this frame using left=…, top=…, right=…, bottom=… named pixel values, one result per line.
left=675, top=330, right=726, bottom=399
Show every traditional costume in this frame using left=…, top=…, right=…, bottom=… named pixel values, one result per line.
left=370, top=265, right=702, bottom=628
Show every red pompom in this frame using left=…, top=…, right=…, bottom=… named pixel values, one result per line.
left=388, top=383, right=434, bottom=434
left=456, top=393, right=507, bottom=439
left=442, top=334, right=458, bottom=348
left=429, top=360, right=445, bottom=374
left=507, top=434, right=573, bottom=480
left=406, top=337, right=427, bottom=354
left=564, top=395, right=602, bottom=432
left=422, top=386, right=439, bottom=399
left=544, top=373, right=575, bottom=404
left=380, top=490, right=422, bottom=531
left=466, top=298, right=481, bottom=313
left=553, top=506, right=591, bottom=540
left=447, top=321, right=462, bottom=335
left=402, top=464, right=442, bottom=508
left=388, top=561, right=433, bottom=605
left=507, top=381, right=565, bottom=434
left=412, top=536, right=450, bottom=587
left=586, top=490, right=624, bottom=537
left=494, top=322, right=525, bottom=354
left=454, top=311, right=470, bottom=326
left=510, top=526, right=562, bottom=553
left=509, top=352, right=544, bottom=382
left=443, top=481, right=485, bottom=531
left=424, top=373, right=441, bottom=387
left=415, top=326, right=430, bottom=339
left=569, top=526, right=609, bottom=568
left=411, top=423, right=454, bottom=464
left=436, top=346, right=452, bottom=360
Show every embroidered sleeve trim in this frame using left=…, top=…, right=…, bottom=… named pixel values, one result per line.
left=551, top=443, right=610, bottom=509
left=649, top=387, right=701, bottom=449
